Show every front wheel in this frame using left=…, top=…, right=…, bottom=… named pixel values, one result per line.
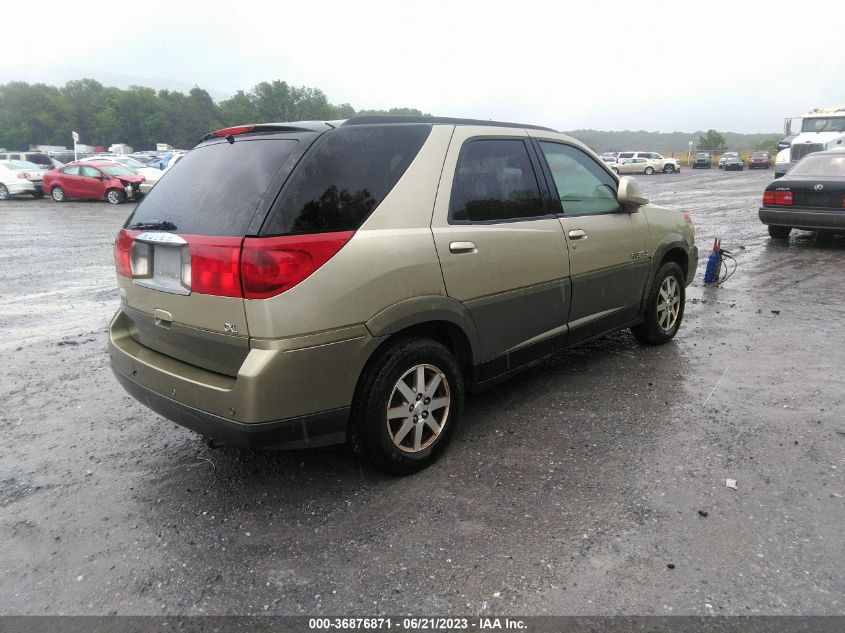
left=632, top=262, right=685, bottom=345
left=51, top=186, right=66, bottom=202
left=644, top=166, right=655, bottom=175
left=106, top=188, right=125, bottom=205
left=768, top=225, right=791, bottom=239
left=0, top=184, right=9, bottom=200
left=663, top=165, right=676, bottom=174
left=350, top=338, right=464, bottom=475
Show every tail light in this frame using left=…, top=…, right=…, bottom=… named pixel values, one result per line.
left=113, top=229, right=353, bottom=299
left=114, top=229, right=136, bottom=277
left=17, top=172, right=29, bottom=179
left=186, top=236, right=243, bottom=297
left=763, top=190, right=792, bottom=205
left=241, top=232, right=354, bottom=299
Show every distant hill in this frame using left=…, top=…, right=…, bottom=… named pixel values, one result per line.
left=565, top=129, right=781, bottom=153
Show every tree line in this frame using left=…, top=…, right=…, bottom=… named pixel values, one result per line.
left=0, top=79, right=425, bottom=151
left=0, top=78, right=781, bottom=154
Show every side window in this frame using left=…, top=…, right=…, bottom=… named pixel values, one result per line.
left=80, top=166, right=100, bottom=178
left=60, top=166, right=80, bottom=176
left=262, top=124, right=431, bottom=236
left=449, top=139, right=544, bottom=223
left=538, top=142, right=620, bottom=216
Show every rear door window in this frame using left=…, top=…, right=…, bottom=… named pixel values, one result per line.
left=79, top=166, right=101, bottom=178
left=449, top=138, right=544, bottom=223
left=126, top=138, right=300, bottom=236
left=261, top=124, right=432, bottom=236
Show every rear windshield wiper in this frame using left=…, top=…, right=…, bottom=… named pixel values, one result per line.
left=127, top=221, right=177, bottom=231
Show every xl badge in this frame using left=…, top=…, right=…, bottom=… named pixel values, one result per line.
left=814, top=184, right=824, bottom=191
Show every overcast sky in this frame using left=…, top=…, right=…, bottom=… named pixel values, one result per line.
left=3, top=0, right=843, bottom=133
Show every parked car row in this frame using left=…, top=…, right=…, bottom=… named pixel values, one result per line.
left=610, top=151, right=682, bottom=175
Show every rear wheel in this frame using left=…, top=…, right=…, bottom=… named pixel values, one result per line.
left=632, top=262, right=685, bottom=345
left=350, top=338, right=463, bottom=475
left=51, top=186, right=65, bottom=202
left=32, top=191, right=45, bottom=199
left=0, top=184, right=9, bottom=200
left=768, top=225, right=791, bottom=239
left=106, top=188, right=125, bottom=205
left=644, top=166, right=655, bottom=175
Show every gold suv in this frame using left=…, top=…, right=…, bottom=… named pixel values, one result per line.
left=109, top=116, right=698, bottom=474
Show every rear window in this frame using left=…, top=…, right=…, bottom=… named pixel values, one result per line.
left=126, top=138, right=299, bottom=236
left=261, top=124, right=432, bottom=236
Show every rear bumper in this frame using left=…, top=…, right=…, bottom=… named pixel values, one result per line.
left=109, top=308, right=379, bottom=448
left=112, top=366, right=349, bottom=449
left=759, top=207, right=845, bottom=231
left=5, top=180, right=36, bottom=195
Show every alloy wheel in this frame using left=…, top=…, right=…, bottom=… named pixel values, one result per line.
left=386, top=364, right=451, bottom=453
left=657, top=276, right=681, bottom=332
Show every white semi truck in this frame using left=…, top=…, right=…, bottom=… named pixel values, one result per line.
left=775, top=106, right=845, bottom=178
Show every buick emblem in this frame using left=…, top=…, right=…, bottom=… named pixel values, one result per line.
left=814, top=184, right=824, bottom=191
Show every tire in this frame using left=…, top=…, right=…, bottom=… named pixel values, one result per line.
left=350, top=337, right=464, bottom=475
left=631, top=262, right=685, bottom=345
left=32, top=191, right=45, bottom=199
left=106, top=188, right=125, bottom=205
left=611, top=167, right=619, bottom=174
left=0, top=184, right=9, bottom=200
left=644, top=166, right=654, bottom=175
left=663, top=165, right=676, bottom=174
left=51, top=186, right=66, bottom=202
left=768, top=225, right=791, bottom=239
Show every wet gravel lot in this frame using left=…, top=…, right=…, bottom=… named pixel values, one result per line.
left=0, top=168, right=843, bottom=616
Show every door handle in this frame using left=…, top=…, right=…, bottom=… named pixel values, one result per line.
left=568, top=229, right=588, bottom=240
left=449, top=241, right=477, bottom=254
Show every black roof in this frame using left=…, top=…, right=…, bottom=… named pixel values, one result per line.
left=341, top=115, right=557, bottom=133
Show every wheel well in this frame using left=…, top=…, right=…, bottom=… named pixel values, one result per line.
left=661, top=247, right=688, bottom=280
left=369, top=320, right=474, bottom=375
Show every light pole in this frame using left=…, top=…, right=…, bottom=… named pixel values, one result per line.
left=688, top=140, right=693, bottom=166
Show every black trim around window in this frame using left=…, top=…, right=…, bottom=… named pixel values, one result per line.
left=447, top=136, right=556, bottom=225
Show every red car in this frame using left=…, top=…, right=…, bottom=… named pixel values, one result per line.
left=749, top=151, right=771, bottom=169
left=43, top=161, right=145, bottom=204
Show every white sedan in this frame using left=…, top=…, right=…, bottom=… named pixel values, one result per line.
left=0, top=160, right=48, bottom=199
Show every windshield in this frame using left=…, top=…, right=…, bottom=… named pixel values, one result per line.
left=801, top=117, right=845, bottom=133
left=2, top=160, right=40, bottom=170
left=101, top=164, right=135, bottom=176
left=789, top=154, right=845, bottom=176
left=696, top=153, right=709, bottom=157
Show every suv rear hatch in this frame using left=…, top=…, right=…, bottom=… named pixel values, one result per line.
left=114, top=126, right=323, bottom=376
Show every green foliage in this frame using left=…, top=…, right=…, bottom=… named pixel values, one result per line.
left=755, top=137, right=780, bottom=153
left=0, top=79, right=427, bottom=150
left=697, top=129, right=727, bottom=151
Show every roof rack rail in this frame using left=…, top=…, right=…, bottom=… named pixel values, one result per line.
left=341, top=115, right=557, bottom=133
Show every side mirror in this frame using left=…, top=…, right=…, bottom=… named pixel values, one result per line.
left=617, top=175, right=649, bottom=209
